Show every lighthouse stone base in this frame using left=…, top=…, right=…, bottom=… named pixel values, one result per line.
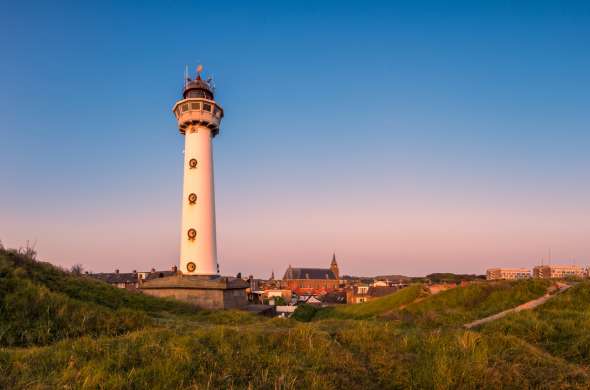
left=139, top=274, right=248, bottom=310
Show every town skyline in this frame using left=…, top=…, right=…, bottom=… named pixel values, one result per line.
left=1, top=1, right=589, bottom=277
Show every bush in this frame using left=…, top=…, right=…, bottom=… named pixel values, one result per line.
left=291, top=304, right=319, bottom=322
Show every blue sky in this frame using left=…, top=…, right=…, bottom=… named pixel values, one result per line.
left=1, top=1, right=589, bottom=277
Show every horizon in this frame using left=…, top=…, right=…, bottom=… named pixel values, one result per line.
left=1, top=1, right=589, bottom=278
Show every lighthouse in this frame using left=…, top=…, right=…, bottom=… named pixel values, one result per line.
left=140, top=66, right=247, bottom=309
left=172, top=65, right=223, bottom=275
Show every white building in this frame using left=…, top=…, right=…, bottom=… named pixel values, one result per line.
left=532, top=264, right=585, bottom=279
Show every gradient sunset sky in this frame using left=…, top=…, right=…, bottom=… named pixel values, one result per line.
left=1, top=1, right=589, bottom=277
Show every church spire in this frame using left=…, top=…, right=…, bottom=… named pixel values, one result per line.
left=330, top=252, right=339, bottom=280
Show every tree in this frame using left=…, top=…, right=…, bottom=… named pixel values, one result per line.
left=70, top=264, right=84, bottom=275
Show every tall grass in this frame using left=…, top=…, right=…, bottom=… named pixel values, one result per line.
left=2, top=320, right=587, bottom=389
left=0, top=248, right=260, bottom=347
left=1, top=248, right=199, bottom=316
left=0, top=277, right=150, bottom=347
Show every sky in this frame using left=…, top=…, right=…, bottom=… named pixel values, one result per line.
left=1, top=1, right=589, bottom=278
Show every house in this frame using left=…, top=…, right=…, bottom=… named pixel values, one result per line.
left=90, top=269, right=139, bottom=290
left=346, top=285, right=400, bottom=304
left=318, top=290, right=347, bottom=305
left=90, top=266, right=178, bottom=291
left=264, top=289, right=293, bottom=305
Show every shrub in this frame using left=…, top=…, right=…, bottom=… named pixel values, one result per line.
left=291, top=304, right=319, bottom=322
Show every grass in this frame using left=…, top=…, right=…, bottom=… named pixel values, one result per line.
left=312, top=284, right=427, bottom=320
left=2, top=320, right=588, bottom=389
left=0, top=248, right=259, bottom=347
left=481, top=282, right=590, bottom=365
left=1, top=247, right=590, bottom=389
left=387, top=279, right=551, bottom=328
left=1, top=248, right=200, bottom=316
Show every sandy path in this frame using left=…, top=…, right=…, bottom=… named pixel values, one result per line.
left=464, top=282, right=571, bottom=329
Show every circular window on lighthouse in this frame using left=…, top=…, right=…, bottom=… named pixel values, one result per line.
left=189, top=159, right=198, bottom=169
left=188, top=193, right=197, bottom=204
left=187, top=262, right=196, bottom=272
left=187, top=228, right=197, bottom=240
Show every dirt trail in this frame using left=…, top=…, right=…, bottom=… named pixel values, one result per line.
left=464, top=282, right=571, bottom=329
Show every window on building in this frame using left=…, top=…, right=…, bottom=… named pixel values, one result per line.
left=203, top=103, right=212, bottom=112
left=191, top=102, right=201, bottom=110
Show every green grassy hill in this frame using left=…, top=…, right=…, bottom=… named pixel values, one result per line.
left=481, top=282, right=590, bottom=365
left=389, top=279, right=551, bottom=327
left=309, top=279, right=550, bottom=324
left=1, top=248, right=590, bottom=389
left=312, top=284, right=427, bottom=320
left=0, top=248, right=254, bottom=347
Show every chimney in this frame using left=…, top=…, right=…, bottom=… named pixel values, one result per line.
left=151, top=267, right=156, bottom=273
left=115, top=269, right=119, bottom=274
left=171, top=265, right=178, bottom=272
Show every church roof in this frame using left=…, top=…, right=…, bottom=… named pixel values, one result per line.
left=283, top=267, right=337, bottom=280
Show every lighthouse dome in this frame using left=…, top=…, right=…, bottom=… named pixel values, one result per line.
left=183, top=75, right=214, bottom=100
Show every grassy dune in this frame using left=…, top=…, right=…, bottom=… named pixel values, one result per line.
left=2, top=320, right=589, bottom=389
left=1, top=248, right=589, bottom=389
left=313, top=284, right=427, bottom=320
left=0, top=248, right=257, bottom=347
left=312, top=279, right=550, bottom=325
left=0, top=248, right=200, bottom=316
left=481, top=282, right=590, bottom=365
left=389, top=279, right=551, bottom=327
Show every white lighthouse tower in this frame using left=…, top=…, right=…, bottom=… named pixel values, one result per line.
left=172, top=65, right=223, bottom=275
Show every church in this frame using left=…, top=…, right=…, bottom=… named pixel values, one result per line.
left=281, top=254, right=341, bottom=293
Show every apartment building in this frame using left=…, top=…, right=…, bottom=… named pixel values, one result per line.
left=486, top=268, right=531, bottom=280
left=532, top=264, right=585, bottom=279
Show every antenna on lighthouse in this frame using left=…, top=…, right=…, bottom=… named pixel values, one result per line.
left=207, top=74, right=216, bottom=93
left=184, top=65, right=188, bottom=88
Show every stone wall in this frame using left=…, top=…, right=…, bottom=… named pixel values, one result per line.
left=142, top=287, right=247, bottom=310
